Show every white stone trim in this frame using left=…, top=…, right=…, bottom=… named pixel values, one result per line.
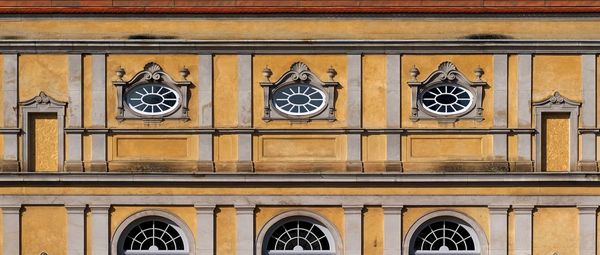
left=236, top=204, right=255, bottom=255
left=111, top=209, right=196, bottom=255
left=343, top=205, right=363, bottom=255
left=578, top=205, right=598, bottom=255
left=513, top=205, right=534, bottom=255
left=517, top=54, right=532, bottom=165
left=3, top=54, right=18, bottom=166
left=255, top=209, right=344, bottom=255
left=238, top=54, right=252, bottom=128
left=383, top=205, right=403, bottom=255
left=347, top=54, right=362, bottom=128
left=488, top=205, right=509, bottom=255
left=2, top=204, right=20, bottom=255
left=66, top=204, right=86, bottom=255
left=195, top=204, right=215, bottom=255
left=403, top=210, right=489, bottom=255
left=198, top=54, right=213, bottom=128
left=90, top=205, right=110, bottom=255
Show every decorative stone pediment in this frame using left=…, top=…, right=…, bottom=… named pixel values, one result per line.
left=260, top=62, right=340, bottom=122
left=408, top=61, right=487, bottom=122
left=19, top=91, right=67, bottom=109
left=113, top=62, right=191, bottom=123
left=532, top=91, right=581, bottom=108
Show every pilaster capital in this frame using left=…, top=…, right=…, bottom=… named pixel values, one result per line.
left=195, top=204, right=216, bottom=214
left=488, top=205, right=510, bottom=214
left=89, top=204, right=110, bottom=214
left=1, top=204, right=21, bottom=214
left=343, top=204, right=364, bottom=215
left=234, top=204, right=255, bottom=215
left=513, top=205, right=535, bottom=214
left=65, top=204, right=87, bottom=214
left=382, top=205, right=404, bottom=215
left=578, top=205, right=598, bottom=215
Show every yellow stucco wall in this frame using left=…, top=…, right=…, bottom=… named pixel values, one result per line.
left=214, top=55, right=238, bottom=128
left=533, top=207, right=579, bottom=255
left=541, top=113, right=570, bottom=171
left=362, top=55, right=387, bottom=129
left=21, top=206, right=67, bottom=255
left=216, top=206, right=236, bottom=255
left=30, top=113, right=59, bottom=171
left=6, top=18, right=600, bottom=40
left=363, top=206, right=384, bottom=255
left=532, top=55, right=582, bottom=103
left=252, top=55, right=348, bottom=128
left=108, top=134, right=198, bottom=161
left=18, top=54, right=68, bottom=103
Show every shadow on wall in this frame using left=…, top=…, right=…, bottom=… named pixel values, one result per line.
left=461, top=34, right=514, bottom=40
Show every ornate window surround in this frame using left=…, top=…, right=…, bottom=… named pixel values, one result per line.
left=113, top=62, right=191, bottom=123
left=408, top=61, right=487, bottom=122
left=260, top=62, right=340, bottom=122
left=256, top=210, right=343, bottom=255
left=404, top=210, right=489, bottom=255
left=19, top=92, right=67, bottom=172
left=111, top=209, right=195, bottom=255
left=532, top=91, right=581, bottom=171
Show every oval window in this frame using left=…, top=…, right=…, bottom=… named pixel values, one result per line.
left=421, top=85, right=474, bottom=116
left=272, top=84, right=327, bottom=116
left=126, top=84, right=180, bottom=116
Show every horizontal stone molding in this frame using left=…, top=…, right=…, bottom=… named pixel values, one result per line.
left=3, top=40, right=600, bottom=53
left=2, top=172, right=600, bottom=184
left=30, top=127, right=538, bottom=135
left=0, top=194, right=599, bottom=207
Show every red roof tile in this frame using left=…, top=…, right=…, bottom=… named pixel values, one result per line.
left=2, top=0, right=600, bottom=13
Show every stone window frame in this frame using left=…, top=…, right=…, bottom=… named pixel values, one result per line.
left=408, top=61, right=487, bottom=123
left=256, top=210, right=343, bottom=255
left=19, top=91, right=67, bottom=172
left=111, top=209, right=195, bottom=255
left=403, top=210, right=489, bottom=255
left=532, top=91, right=581, bottom=172
left=113, top=62, right=191, bottom=123
left=260, top=62, right=340, bottom=122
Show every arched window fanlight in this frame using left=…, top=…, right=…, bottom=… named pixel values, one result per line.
left=411, top=218, right=481, bottom=255
left=264, top=217, right=336, bottom=255
left=119, top=217, right=189, bottom=255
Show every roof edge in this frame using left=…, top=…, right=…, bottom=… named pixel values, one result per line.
left=3, top=7, right=600, bottom=15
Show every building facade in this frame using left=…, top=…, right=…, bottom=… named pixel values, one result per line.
left=1, top=1, right=600, bottom=255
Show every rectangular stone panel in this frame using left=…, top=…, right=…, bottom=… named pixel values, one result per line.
left=257, top=135, right=343, bottom=161
left=407, top=135, right=489, bottom=161
left=113, top=136, right=192, bottom=160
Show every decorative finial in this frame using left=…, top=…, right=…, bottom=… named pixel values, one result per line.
left=262, top=66, right=273, bottom=81
left=410, top=65, right=420, bottom=82
left=474, top=65, right=484, bottom=81
left=327, top=66, right=337, bottom=81
left=116, top=66, right=126, bottom=81
left=179, top=66, right=190, bottom=80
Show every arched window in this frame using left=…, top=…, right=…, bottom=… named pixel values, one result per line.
left=117, top=216, right=190, bottom=255
left=263, top=217, right=336, bottom=255
left=409, top=216, right=482, bottom=255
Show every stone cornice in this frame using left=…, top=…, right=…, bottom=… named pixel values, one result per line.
left=1, top=172, right=600, bottom=184
left=2, top=40, right=600, bottom=54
